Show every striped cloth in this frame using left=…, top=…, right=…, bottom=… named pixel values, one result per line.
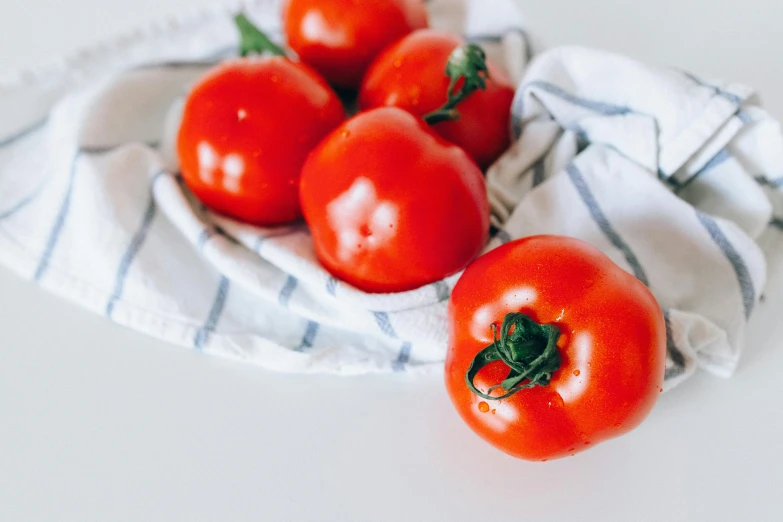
left=488, top=46, right=783, bottom=388
left=0, top=0, right=528, bottom=375
left=0, top=0, right=780, bottom=388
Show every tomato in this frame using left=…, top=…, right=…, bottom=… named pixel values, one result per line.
left=177, top=16, right=344, bottom=226
left=299, top=107, right=489, bottom=293
left=282, top=0, right=428, bottom=89
left=359, top=30, right=515, bottom=169
left=445, top=236, right=666, bottom=461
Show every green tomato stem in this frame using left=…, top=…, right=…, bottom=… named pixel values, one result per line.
left=465, top=312, right=562, bottom=400
left=235, top=13, right=286, bottom=57
left=423, top=43, right=491, bottom=125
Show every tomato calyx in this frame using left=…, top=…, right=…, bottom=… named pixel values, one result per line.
left=235, top=13, right=286, bottom=57
left=465, top=312, right=562, bottom=400
left=422, top=43, right=491, bottom=125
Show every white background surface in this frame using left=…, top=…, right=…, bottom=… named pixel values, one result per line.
left=1, top=1, right=782, bottom=520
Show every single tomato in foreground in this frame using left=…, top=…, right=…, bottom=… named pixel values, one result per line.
left=282, top=0, right=428, bottom=89
left=445, top=236, right=666, bottom=461
left=177, top=14, right=344, bottom=226
left=359, top=29, right=515, bottom=169
left=299, top=107, right=489, bottom=293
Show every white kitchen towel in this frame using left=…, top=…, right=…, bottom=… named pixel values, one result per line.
left=488, top=46, right=783, bottom=388
left=0, top=0, right=779, bottom=387
left=0, top=0, right=527, bottom=375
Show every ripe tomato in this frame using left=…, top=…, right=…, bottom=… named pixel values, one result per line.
left=359, top=30, right=515, bottom=169
left=178, top=18, right=344, bottom=226
left=282, top=0, right=428, bottom=89
left=299, top=107, right=489, bottom=293
left=445, top=236, right=666, bottom=461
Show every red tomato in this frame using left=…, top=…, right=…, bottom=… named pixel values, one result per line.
left=359, top=30, right=515, bottom=169
left=177, top=57, right=344, bottom=225
left=282, top=0, right=428, bottom=89
left=299, top=107, right=489, bottom=293
left=445, top=236, right=666, bottom=461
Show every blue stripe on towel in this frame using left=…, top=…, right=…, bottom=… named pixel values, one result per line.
left=278, top=275, right=298, bottom=307
left=392, top=342, right=413, bottom=372
left=737, top=111, right=753, bottom=124
left=0, top=185, right=45, bottom=221
left=682, top=71, right=743, bottom=105
left=373, top=311, right=398, bottom=338
left=566, top=164, right=649, bottom=286
left=105, top=196, right=157, bottom=318
left=673, top=149, right=732, bottom=193
left=662, top=309, right=686, bottom=380
left=296, top=321, right=320, bottom=352
left=194, top=276, right=231, bottom=349
left=33, top=152, right=81, bottom=282
left=524, top=80, right=633, bottom=116
left=532, top=157, right=546, bottom=187
left=79, top=141, right=160, bottom=155
left=433, top=280, right=450, bottom=302
left=697, top=213, right=755, bottom=319
left=698, top=148, right=731, bottom=172
left=197, top=228, right=216, bottom=250
left=0, top=118, right=48, bottom=149
left=325, top=276, right=339, bottom=296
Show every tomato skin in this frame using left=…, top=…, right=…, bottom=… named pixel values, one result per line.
left=300, top=107, right=489, bottom=293
left=359, top=30, right=515, bottom=170
left=282, top=0, right=428, bottom=89
left=445, top=236, right=666, bottom=461
left=177, top=57, right=344, bottom=226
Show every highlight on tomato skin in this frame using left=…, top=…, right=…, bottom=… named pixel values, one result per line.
left=177, top=16, right=345, bottom=227
left=299, top=107, right=489, bottom=294
left=282, top=0, right=429, bottom=90
left=359, top=29, right=516, bottom=170
left=444, top=235, right=667, bottom=461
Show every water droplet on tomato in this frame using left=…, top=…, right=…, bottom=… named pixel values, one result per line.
left=393, top=58, right=403, bottom=68
left=580, top=432, right=587, bottom=439
left=614, top=422, right=621, bottom=428
left=584, top=441, right=591, bottom=445
left=407, top=85, right=421, bottom=106
left=478, top=401, right=489, bottom=413
left=359, top=224, right=372, bottom=237
left=341, top=129, right=351, bottom=138
left=237, top=108, right=248, bottom=121
left=271, top=74, right=280, bottom=83
left=547, top=392, right=564, bottom=409
left=573, top=369, right=580, bottom=376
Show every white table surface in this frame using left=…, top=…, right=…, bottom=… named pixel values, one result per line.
left=2, top=1, right=783, bottom=520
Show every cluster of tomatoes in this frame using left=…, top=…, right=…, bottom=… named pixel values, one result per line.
left=178, top=0, right=514, bottom=293
left=177, top=0, right=667, bottom=462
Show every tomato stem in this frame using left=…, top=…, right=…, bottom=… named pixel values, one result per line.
left=235, top=13, right=286, bottom=57
left=465, top=312, right=562, bottom=400
left=423, top=44, right=491, bottom=125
